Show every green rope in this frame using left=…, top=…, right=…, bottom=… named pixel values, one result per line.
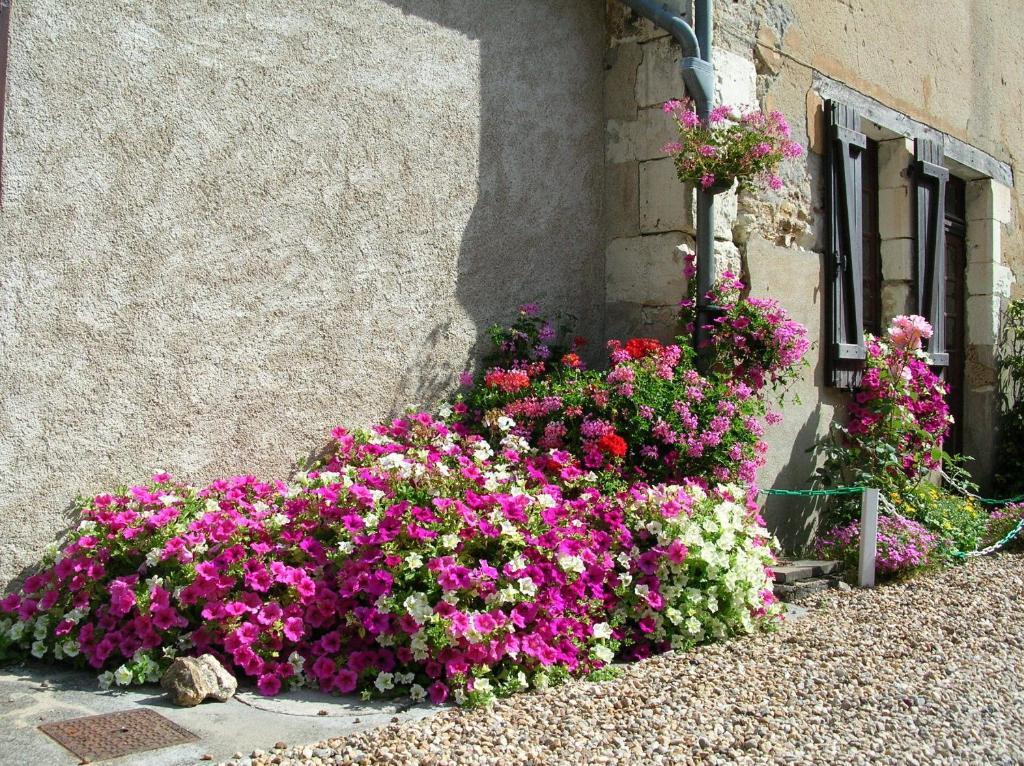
left=964, top=492, right=1024, bottom=506
left=759, top=486, right=864, bottom=497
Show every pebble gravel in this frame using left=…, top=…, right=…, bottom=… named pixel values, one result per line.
left=243, top=554, right=1024, bottom=766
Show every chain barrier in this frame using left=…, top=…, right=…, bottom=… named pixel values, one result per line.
left=757, top=481, right=1023, bottom=558
left=758, top=486, right=864, bottom=497
left=878, top=493, right=899, bottom=516
left=938, top=469, right=1024, bottom=506
left=951, top=516, right=1024, bottom=559
left=933, top=469, right=1024, bottom=557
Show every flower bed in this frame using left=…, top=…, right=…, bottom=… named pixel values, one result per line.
left=815, top=515, right=939, bottom=577
left=0, top=266, right=811, bottom=705
left=0, top=417, right=779, bottom=705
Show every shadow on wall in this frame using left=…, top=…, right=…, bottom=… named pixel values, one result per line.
left=379, top=0, right=606, bottom=412
left=761, top=403, right=828, bottom=554
left=757, top=251, right=850, bottom=555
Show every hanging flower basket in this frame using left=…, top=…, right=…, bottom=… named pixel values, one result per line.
left=661, top=99, right=804, bottom=192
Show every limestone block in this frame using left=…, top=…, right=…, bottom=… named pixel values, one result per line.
left=744, top=237, right=821, bottom=325
left=881, top=282, right=914, bottom=320
left=639, top=157, right=694, bottom=234
left=606, top=161, right=640, bottom=239
left=754, top=26, right=782, bottom=76
left=605, top=43, right=642, bottom=121
left=966, top=179, right=1013, bottom=225
left=965, top=344, right=998, bottom=389
left=967, top=261, right=1014, bottom=297
left=966, top=294, right=1001, bottom=346
left=637, top=38, right=686, bottom=108
left=878, top=186, right=914, bottom=239
left=880, top=238, right=914, bottom=282
left=876, top=138, right=914, bottom=189
left=606, top=232, right=694, bottom=306
left=714, top=239, right=742, bottom=279
left=966, top=218, right=1003, bottom=264
left=715, top=189, right=739, bottom=241
left=606, top=107, right=677, bottom=164
left=608, top=5, right=674, bottom=45
left=714, top=49, right=757, bottom=113
left=605, top=302, right=682, bottom=344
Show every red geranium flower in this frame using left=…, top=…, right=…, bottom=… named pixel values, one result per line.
left=561, top=353, right=583, bottom=369
left=596, top=433, right=628, bottom=458
left=624, top=338, right=663, bottom=360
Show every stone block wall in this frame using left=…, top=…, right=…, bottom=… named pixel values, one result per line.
left=603, top=24, right=755, bottom=343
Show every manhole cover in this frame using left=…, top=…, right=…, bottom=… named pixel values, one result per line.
left=38, top=708, right=199, bottom=763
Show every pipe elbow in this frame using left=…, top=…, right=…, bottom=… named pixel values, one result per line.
left=621, top=0, right=701, bottom=59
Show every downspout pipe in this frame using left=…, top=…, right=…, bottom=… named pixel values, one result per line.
left=619, top=1, right=719, bottom=366
left=691, top=0, right=721, bottom=366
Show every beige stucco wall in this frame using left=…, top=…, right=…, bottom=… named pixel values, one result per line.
left=0, top=0, right=606, bottom=588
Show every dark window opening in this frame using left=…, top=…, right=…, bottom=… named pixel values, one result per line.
left=861, top=139, right=882, bottom=337
left=943, top=175, right=967, bottom=456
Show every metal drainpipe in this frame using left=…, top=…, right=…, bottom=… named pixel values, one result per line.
left=620, top=1, right=718, bottom=365
left=692, top=0, right=719, bottom=366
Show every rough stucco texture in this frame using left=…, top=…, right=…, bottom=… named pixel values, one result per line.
left=0, top=0, right=606, bottom=587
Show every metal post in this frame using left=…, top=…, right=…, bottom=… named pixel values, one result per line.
left=858, top=488, right=879, bottom=587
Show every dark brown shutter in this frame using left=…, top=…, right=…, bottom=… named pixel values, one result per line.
left=0, top=0, right=11, bottom=205
left=913, top=138, right=950, bottom=366
left=826, top=100, right=868, bottom=389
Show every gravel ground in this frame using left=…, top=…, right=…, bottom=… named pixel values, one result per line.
left=246, top=555, right=1024, bottom=766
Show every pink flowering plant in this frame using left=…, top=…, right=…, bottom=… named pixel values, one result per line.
left=0, top=415, right=781, bottom=705
left=814, top=514, right=939, bottom=578
left=661, top=99, right=804, bottom=191
left=816, top=315, right=951, bottom=508
left=460, top=271, right=809, bottom=495
left=984, top=503, right=1024, bottom=552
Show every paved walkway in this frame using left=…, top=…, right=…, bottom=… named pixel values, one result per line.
left=0, top=665, right=436, bottom=766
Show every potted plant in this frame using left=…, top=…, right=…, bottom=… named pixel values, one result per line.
left=661, top=99, right=804, bottom=193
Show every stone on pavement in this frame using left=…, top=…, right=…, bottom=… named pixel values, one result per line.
left=160, top=655, right=237, bottom=707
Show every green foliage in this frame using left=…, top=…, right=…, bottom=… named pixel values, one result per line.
left=995, top=299, right=1024, bottom=495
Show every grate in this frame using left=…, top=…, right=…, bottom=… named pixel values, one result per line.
left=38, top=708, right=199, bottom=763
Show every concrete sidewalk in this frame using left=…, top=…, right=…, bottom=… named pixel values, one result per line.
left=0, top=663, right=438, bottom=766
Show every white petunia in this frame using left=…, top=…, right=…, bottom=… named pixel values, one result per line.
left=593, top=645, right=614, bottom=663
left=374, top=672, right=395, bottom=692
left=592, top=622, right=613, bottom=639
left=30, top=640, right=47, bottom=659
left=97, top=672, right=114, bottom=690
left=409, top=683, right=427, bottom=701
left=557, top=555, right=585, bottom=574
left=518, top=577, right=537, bottom=597
left=113, top=665, right=134, bottom=686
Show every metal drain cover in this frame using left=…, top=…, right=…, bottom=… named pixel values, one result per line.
left=38, top=708, right=199, bottom=763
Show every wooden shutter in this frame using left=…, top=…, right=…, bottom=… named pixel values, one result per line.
left=913, top=138, right=950, bottom=366
left=826, top=100, right=868, bottom=389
